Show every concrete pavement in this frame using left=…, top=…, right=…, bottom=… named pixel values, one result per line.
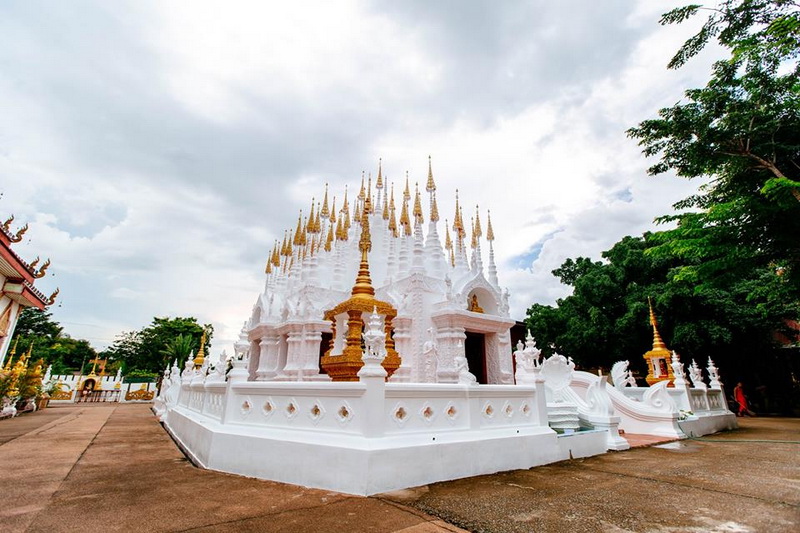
left=0, top=404, right=797, bottom=532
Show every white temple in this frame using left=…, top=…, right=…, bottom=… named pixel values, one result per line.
left=245, top=158, right=514, bottom=386
left=156, top=158, right=736, bottom=496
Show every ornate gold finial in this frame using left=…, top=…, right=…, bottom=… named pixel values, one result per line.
left=321, top=184, right=330, bottom=218
left=474, top=205, right=482, bottom=239
left=486, top=210, right=495, bottom=241
left=413, top=182, right=424, bottom=225
left=403, top=172, right=411, bottom=201
left=382, top=179, right=389, bottom=220
left=286, top=229, right=294, bottom=256
left=314, top=202, right=322, bottom=233
left=351, top=207, right=375, bottom=298
left=444, top=220, right=452, bottom=251
left=273, top=241, right=281, bottom=266
left=450, top=244, right=455, bottom=267
left=33, top=258, right=50, bottom=279
left=430, top=192, right=440, bottom=223
left=376, top=158, right=383, bottom=189
left=265, top=260, right=272, bottom=274
left=426, top=155, right=436, bottom=192
left=2, top=215, right=13, bottom=231
left=11, top=223, right=28, bottom=243
left=193, top=330, right=207, bottom=369
left=358, top=172, right=366, bottom=201
left=330, top=196, right=337, bottom=223
left=388, top=205, right=398, bottom=237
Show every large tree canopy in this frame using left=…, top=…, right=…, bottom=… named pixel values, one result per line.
left=10, top=308, right=98, bottom=374
left=628, top=0, right=800, bottom=287
left=103, top=316, right=212, bottom=374
left=526, top=232, right=798, bottom=409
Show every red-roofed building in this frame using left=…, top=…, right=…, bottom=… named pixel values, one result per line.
left=0, top=216, right=57, bottom=365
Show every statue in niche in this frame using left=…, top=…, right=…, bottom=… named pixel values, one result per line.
left=468, top=294, right=484, bottom=313
left=454, top=340, right=477, bottom=385
left=422, top=328, right=439, bottom=382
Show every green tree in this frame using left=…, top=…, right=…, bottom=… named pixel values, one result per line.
left=106, top=317, right=212, bottom=374
left=9, top=308, right=97, bottom=374
left=628, top=0, right=800, bottom=287
left=526, top=233, right=798, bottom=408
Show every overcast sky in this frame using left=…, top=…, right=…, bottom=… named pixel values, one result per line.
left=0, top=1, right=722, bottom=354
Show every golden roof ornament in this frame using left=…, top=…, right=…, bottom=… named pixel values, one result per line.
left=307, top=200, right=316, bottom=233
left=293, top=213, right=303, bottom=245
left=474, top=205, right=482, bottom=239
left=364, top=175, right=373, bottom=215
left=46, top=288, right=59, bottom=306
left=358, top=172, right=366, bottom=201
left=430, top=192, right=440, bottom=222
left=314, top=203, right=322, bottom=233
left=403, top=173, right=411, bottom=201
left=29, top=256, right=40, bottom=268
left=453, top=190, right=464, bottom=236
left=321, top=184, right=330, bottom=218
left=486, top=210, right=495, bottom=241
left=444, top=221, right=452, bottom=251
left=329, top=196, right=337, bottom=223
left=376, top=158, right=383, bottom=189
left=1, top=215, right=13, bottom=231
left=11, top=223, right=28, bottom=243
left=399, top=192, right=410, bottom=231
left=33, top=258, right=51, bottom=279
left=426, top=155, right=436, bottom=192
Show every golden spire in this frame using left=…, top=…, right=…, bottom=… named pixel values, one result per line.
left=325, top=222, right=334, bottom=251
left=403, top=172, right=411, bottom=201
left=430, top=192, right=440, bottom=223
left=470, top=217, right=477, bottom=249
left=453, top=190, right=464, bottom=237
left=299, top=218, right=308, bottom=246
left=399, top=191, right=410, bottom=234
left=321, top=184, right=330, bottom=218
left=449, top=245, right=455, bottom=267
left=354, top=197, right=362, bottom=222
left=376, top=158, right=383, bottom=189
left=365, top=175, right=373, bottom=215
left=307, top=200, right=316, bottom=233
left=426, top=155, right=436, bottom=192
left=474, top=205, right=482, bottom=239
left=193, top=330, right=207, bottom=368
left=265, top=260, right=272, bottom=274
left=648, top=297, right=668, bottom=351
left=286, top=230, right=294, bottom=256
left=486, top=210, right=495, bottom=241
left=273, top=241, right=281, bottom=266
left=342, top=187, right=350, bottom=219
left=351, top=206, right=375, bottom=298
left=343, top=198, right=351, bottom=232
left=388, top=205, right=398, bottom=237
left=330, top=196, right=337, bottom=223
left=335, top=216, right=346, bottom=241
left=359, top=172, right=366, bottom=201
left=444, top=220, right=452, bottom=250
left=413, top=182, right=424, bottom=225
left=314, top=202, right=322, bottom=233
left=293, top=212, right=303, bottom=245
left=382, top=180, right=390, bottom=220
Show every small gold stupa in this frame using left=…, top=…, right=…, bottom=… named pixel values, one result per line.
left=643, top=298, right=675, bottom=386
left=320, top=196, right=401, bottom=381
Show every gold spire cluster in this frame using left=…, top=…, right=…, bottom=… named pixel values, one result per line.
left=261, top=157, right=499, bottom=279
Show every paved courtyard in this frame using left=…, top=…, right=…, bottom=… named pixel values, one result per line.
left=0, top=403, right=797, bottom=532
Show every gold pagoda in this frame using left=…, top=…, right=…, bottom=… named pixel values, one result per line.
left=643, top=298, right=675, bottom=386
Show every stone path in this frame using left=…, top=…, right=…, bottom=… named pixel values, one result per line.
left=1, top=404, right=798, bottom=532
left=0, top=404, right=462, bottom=533
left=382, top=417, right=800, bottom=533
